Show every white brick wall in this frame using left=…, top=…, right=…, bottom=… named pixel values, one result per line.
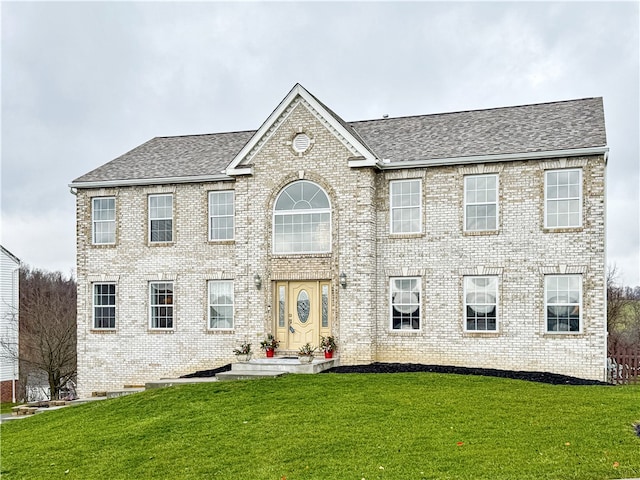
left=75, top=101, right=606, bottom=397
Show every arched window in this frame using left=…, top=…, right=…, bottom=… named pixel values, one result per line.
left=273, top=180, right=331, bottom=254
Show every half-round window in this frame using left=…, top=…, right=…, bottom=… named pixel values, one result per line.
left=273, top=180, right=331, bottom=254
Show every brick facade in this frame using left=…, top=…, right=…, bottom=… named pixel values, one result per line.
left=74, top=90, right=607, bottom=397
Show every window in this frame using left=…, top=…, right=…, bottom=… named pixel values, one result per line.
left=464, top=276, right=498, bottom=331
left=545, top=169, right=582, bottom=228
left=150, top=282, right=173, bottom=329
left=273, top=181, right=331, bottom=254
left=149, top=194, right=173, bottom=242
left=390, top=277, right=421, bottom=330
left=545, top=275, right=581, bottom=333
left=208, top=280, right=234, bottom=329
left=209, top=191, right=234, bottom=241
left=390, top=179, right=421, bottom=234
left=464, top=175, right=498, bottom=231
left=93, top=283, right=115, bottom=329
left=92, top=197, right=115, bottom=244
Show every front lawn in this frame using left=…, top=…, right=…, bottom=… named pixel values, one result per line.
left=1, top=373, right=638, bottom=479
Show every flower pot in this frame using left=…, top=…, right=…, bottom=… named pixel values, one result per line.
left=236, top=353, right=252, bottom=363
left=265, top=348, right=274, bottom=358
left=324, top=351, right=333, bottom=359
left=298, top=355, right=314, bottom=364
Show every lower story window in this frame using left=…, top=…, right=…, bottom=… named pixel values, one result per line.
left=93, top=283, right=115, bottom=329
left=208, top=280, right=234, bottom=329
left=390, top=277, right=421, bottom=330
left=464, top=276, right=498, bottom=331
left=150, top=282, right=173, bottom=329
left=545, top=275, right=581, bottom=333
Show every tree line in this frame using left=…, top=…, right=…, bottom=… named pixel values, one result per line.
left=1, top=265, right=76, bottom=401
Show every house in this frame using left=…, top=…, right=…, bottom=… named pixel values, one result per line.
left=0, top=245, right=20, bottom=403
left=71, top=84, right=608, bottom=397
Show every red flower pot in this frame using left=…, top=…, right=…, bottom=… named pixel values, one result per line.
left=324, top=351, right=333, bottom=359
left=266, top=348, right=274, bottom=358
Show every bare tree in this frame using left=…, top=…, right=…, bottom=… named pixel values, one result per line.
left=0, top=266, right=77, bottom=400
left=607, top=265, right=640, bottom=352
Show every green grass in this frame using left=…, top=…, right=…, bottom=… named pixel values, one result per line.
left=0, top=403, right=17, bottom=414
left=1, top=373, right=639, bottom=479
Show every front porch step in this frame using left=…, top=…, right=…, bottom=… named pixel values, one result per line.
left=216, top=371, right=286, bottom=382
left=228, top=357, right=338, bottom=375
left=107, top=388, right=145, bottom=399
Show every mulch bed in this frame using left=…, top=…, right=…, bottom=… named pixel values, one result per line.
left=321, top=362, right=609, bottom=386
left=182, top=362, right=608, bottom=385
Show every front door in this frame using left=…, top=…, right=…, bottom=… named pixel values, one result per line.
left=274, top=280, right=331, bottom=351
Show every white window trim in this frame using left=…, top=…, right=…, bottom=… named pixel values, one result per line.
left=92, top=197, right=116, bottom=245
left=272, top=180, right=332, bottom=255
left=208, top=191, right=235, bottom=241
left=544, top=168, right=582, bottom=229
left=389, top=276, right=422, bottom=331
left=92, top=282, right=116, bottom=330
left=208, top=280, right=234, bottom=330
left=148, top=194, right=174, bottom=243
left=463, top=174, right=499, bottom=232
left=463, top=276, right=499, bottom=332
left=149, top=281, right=174, bottom=330
left=389, top=179, right=422, bottom=235
left=544, top=274, right=582, bottom=334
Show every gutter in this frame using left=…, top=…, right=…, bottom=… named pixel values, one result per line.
left=375, top=146, right=609, bottom=170
left=69, top=173, right=234, bottom=190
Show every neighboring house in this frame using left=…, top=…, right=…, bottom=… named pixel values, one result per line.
left=0, top=246, right=20, bottom=403
left=71, top=84, right=608, bottom=397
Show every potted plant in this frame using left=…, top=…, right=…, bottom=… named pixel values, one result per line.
left=260, top=334, right=280, bottom=358
left=297, top=343, right=316, bottom=364
left=319, top=335, right=337, bottom=359
left=233, top=342, right=252, bottom=362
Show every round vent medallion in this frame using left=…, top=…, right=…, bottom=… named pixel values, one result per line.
left=292, top=133, right=311, bottom=153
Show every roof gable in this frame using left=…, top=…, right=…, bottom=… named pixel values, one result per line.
left=225, top=84, right=378, bottom=175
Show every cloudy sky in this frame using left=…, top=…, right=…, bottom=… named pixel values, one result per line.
left=2, top=1, right=639, bottom=285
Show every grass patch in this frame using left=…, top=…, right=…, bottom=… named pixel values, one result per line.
left=1, top=373, right=639, bottom=479
left=0, top=403, right=18, bottom=414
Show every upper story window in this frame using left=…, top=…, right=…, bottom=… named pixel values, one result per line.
left=545, top=169, right=582, bottom=228
left=92, top=197, right=116, bottom=244
left=390, top=179, right=422, bottom=234
left=150, top=281, right=173, bottom=329
left=545, top=275, right=581, bottom=333
left=273, top=180, right=331, bottom=254
left=149, top=194, right=173, bottom=243
left=93, top=283, right=116, bottom=329
left=390, top=277, right=421, bottom=330
left=209, top=191, right=234, bottom=241
left=464, top=276, right=498, bottom=331
left=464, top=174, right=498, bottom=232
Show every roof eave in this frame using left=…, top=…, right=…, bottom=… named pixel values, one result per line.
left=379, top=146, right=609, bottom=170
left=69, top=173, right=234, bottom=189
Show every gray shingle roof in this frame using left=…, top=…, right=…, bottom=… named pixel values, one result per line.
left=350, top=97, right=606, bottom=162
left=72, top=97, right=606, bottom=185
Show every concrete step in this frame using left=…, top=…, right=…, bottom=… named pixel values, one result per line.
left=107, top=388, right=145, bottom=399
left=216, top=371, right=286, bottom=381
left=231, top=357, right=337, bottom=375
left=145, top=377, right=219, bottom=390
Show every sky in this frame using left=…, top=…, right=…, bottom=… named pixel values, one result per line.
left=1, top=1, right=639, bottom=286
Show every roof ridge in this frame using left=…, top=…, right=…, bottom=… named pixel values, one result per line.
left=348, top=97, right=602, bottom=125
left=154, top=129, right=256, bottom=140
